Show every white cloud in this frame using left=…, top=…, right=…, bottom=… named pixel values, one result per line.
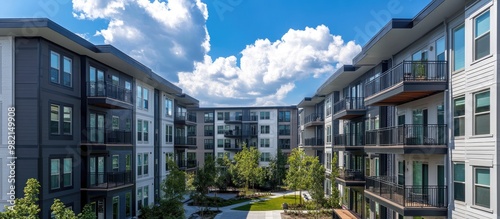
left=177, top=25, right=361, bottom=106
left=72, top=0, right=209, bottom=77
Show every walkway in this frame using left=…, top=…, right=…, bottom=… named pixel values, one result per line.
left=184, top=191, right=298, bottom=219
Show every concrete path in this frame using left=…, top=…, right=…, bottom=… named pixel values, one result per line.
left=185, top=191, right=298, bottom=219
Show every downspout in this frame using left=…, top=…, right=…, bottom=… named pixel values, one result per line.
left=443, top=18, right=453, bottom=217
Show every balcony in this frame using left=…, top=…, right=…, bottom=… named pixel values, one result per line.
left=332, top=97, right=366, bottom=120
left=85, top=171, right=133, bottom=190
left=224, top=143, right=242, bottom=152
left=333, top=133, right=364, bottom=152
left=174, top=137, right=197, bottom=149
left=84, top=128, right=132, bottom=145
left=225, top=115, right=243, bottom=124
left=87, top=82, right=133, bottom=109
left=365, top=176, right=447, bottom=217
left=364, top=124, right=447, bottom=154
left=304, top=113, right=324, bottom=127
left=364, top=61, right=447, bottom=106
left=175, top=112, right=197, bottom=125
left=301, top=138, right=323, bottom=148
left=336, top=169, right=365, bottom=187
left=247, top=115, right=259, bottom=122
left=178, top=160, right=197, bottom=170
left=224, top=130, right=241, bottom=138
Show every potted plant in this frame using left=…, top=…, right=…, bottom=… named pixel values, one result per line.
left=414, top=61, right=427, bottom=80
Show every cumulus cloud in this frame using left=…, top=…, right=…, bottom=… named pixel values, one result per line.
left=72, top=0, right=209, bottom=78
left=177, top=25, right=361, bottom=106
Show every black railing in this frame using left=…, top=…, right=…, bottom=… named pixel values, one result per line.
left=225, top=115, right=242, bottom=122
left=187, top=131, right=196, bottom=137
left=304, top=113, right=324, bottom=124
left=243, top=130, right=258, bottom=136
left=178, top=160, right=197, bottom=169
left=174, top=137, right=196, bottom=146
left=87, top=171, right=132, bottom=189
left=248, top=115, right=258, bottom=121
left=366, top=176, right=447, bottom=208
left=304, top=138, right=324, bottom=146
left=87, top=82, right=133, bottom=103
left=338, top=169, right=365, bottom=181
left=224, top=143, right=239, bottom=149
left=333, top=133, right=364, bottom=147
left=175, top=112, right=197, bottom=123
left=86, top=128, right=132, bottom=144
left=333, top=97, right=365, bottom=114
left=365, top=61, right=448, bottom=98
left=365, top=124, right=447, bottom=146
left=224, top=130, right=241, bottom=137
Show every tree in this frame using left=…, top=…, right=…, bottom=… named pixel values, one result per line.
left=51, top=199, right=95, bottom=219
left=267, top=148, right=287, bottom=189
left=327, top=152, right=341, bottom=208
left=307, top=157, right=326, bottom=207
left=192, top=156, right=216, bottom=206
left=230, top=143, right=262, bottom=194
left=162, top=158, right=187, bottom=202
left=285, top=148, right=309, bottom=205
left=0, top=178, right=40, bottom=219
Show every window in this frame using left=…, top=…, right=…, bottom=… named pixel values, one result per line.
left=260, top=138, right=270, bottom=147
left=453, top=163, right=465, bottom=202
left=279, top=139, right=290, bottom=149
left=453, top=24, right=465, bottom=71
left=137, top=154, right=143, bottom=176
left=165, top=98, right=173, bottom=117
left=165, top=125, right=173, bottom=143
left=204, top=112, right=214, bottom=123
left=217, top=112, right=224, bottom=121
left=204, top=125, right=214, bottom=136
left=474, top=91, right=490, bottom=135
left=326, top=98, right=332, bottom=116
left=112, top=155, right=119, bottom=172
left=50, top=104, right=60, bottom=134
left=398, top=161, right=405, bottom=185
left=224, top=139, right=231, bottom=148
left=217, top=139, right=223, bottom=148
left=143, top=153, right=149, bottom=175
left=260, top=152, right=271, bottom=162
left=204, top=139, right=214, bottom=149
left=111, top=116, right=119, bottom=131
left=112, top=196, right=119, bottom=219
left=51, top=157, right=72, bottom=190
left=279, top=111, right=291, bottom=122
left=474, top=10, right=490, bottom=60
left=165, top=153, right=173, bottom=171
left=137, top=120, right=143, bottom=142
left=50, top=159, right=60, bottom=190
left=125, top=155, right=131, bottom=172
left=326, top=153, right=332, bottom=170
left=217, top=125, right=224, bottom=134
left=125, top=192, right=131, bottom=217
left=326, top=126, right=332, bottom=143
left=454, top=97, right=465, bottom=137
left=137, top=86, right=149, bottom=109
left=217, top=152, right=224, bottom=159
left=278, top=125, right=290, bottom=135
left=474, top=167, right=490, bottom=208
left=137, top=188, right=143, bottom=208
left=143, top=186, right=149, bottom=207
left=260, top=111, right=270, bottom=120
left=50, top=51, right=73, bottom=87
left=138, top=120, right=149, bottom=142
left=261, top=125, right=270, bottom=134
left=436, top=37, right=445, bottom=61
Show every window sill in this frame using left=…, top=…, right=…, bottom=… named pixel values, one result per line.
left=454, top=200, right=466, bottom=206
left=471, top=205, right=493, bottom=213
left=471, top=54, right=493, bottom=66
left=454, top=136, right=465, bottom=140
left=452, top=68, right=465, bottom=74
left=469, top=134, right=493, bottom=139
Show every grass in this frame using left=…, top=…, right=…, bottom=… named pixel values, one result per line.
left=232, top=195, right=299, bottom=211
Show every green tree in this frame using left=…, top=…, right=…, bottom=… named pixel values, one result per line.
left=328, top=152, right=341, bottom=208
left=50, top=199, right=95, bottom=219
left=192, top=156, right=216, bottom=206
left=215, top=155, right=233, bottom=191
left=162, top=158, right=187, bottom=202
left=267, top=149, right=287, bottom=189
left=307, top=156, right=326, bottom=208
left=230, top=144, right=262, bottom=194
left=285, top=148, right=309, bottom=205
left=0, top=178, right=40, bottom=219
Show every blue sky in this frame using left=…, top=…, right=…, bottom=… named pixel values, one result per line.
left=2, top=0, right=431, bottom=106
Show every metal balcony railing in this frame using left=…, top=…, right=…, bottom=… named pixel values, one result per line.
left=365, top=124, right=447, bottom=146
left=304, top=138, right=324, bottom=146
left=87, top=82, right=133, bottom=103
left=366, top=176, right=447, bottom=208
left=87, top=171, right=133, bottom=189
left=86, top=128, right=132, bottom=144
left=333, top=97, right=365, bottom=114
left=224, top=130, right=241, bottom=137
left=174, top=137, right=196, bottom=146
left=365, top=61, right=448, bottom=98
left=304, top=113, right=324, bottom=124
left=175, top=112, right=197, bottom=123
left=338, top=169, right=365, bottom=181
left=333, top=133, right=364, bottom=147
left=178, top=160, right=197, bottom=169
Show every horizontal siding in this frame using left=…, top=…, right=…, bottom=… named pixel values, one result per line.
left=451, top=71, right=466, bottom=96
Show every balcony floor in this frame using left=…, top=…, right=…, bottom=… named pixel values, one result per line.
left=364, top=190, right=447, bottom=217
left=365, top=81, right=447, bottom=106
left=363, top=145, right=447, bottom=154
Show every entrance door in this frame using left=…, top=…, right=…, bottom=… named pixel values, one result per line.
left=412, top=109, right=428, bottom=144
left=89, top=67, right=105, bottom=96
left=412, top=161, right=428, bottom=202
left=89, top=156, right=105, bottom=186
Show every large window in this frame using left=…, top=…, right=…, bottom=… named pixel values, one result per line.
left=143, top=186, right=149, bottom=207
left=137, top=187, right=143, bottom=209
left=260, top=152, right=271, bottom=162
left=217, top=112, right=224, bottom=121
left=261, top=125, right=270, bottom=134
left=138, top=119, right=149, bottom=142
left=165, top=98, right=173, bottom=117
left=474, top=90, right=490, bottom=135
left=436, top=37, right=445, bottom=61
left=50, top=104, right=60, bottom=135
left=260, top=138, right=270, bottom=148
left=474, top=167, right=490, bottom=208
left=326, top=98, right=332, bottom=116
left=454, top=97, right=465, bottom=136
left=279, top=139, right=290, bottom=149
left=278, top=125, right=290, bottom=135
left=453, top=163, right=465, bottom=202
left=50, top=104, right=72, bottom=136
left=137, top=154, right=143, bottom=176
left=278, top=111, right=291, bottom=122
left=326, top=125, right=332, bottom=143
left=453, top=24, right=465, bottom=71
left=217, top=139, right=223, bottom=148
left=137, top=86, right=149, bottom=109
left=165, top=124, right=173, bottom=143
left=112, top=155, right=119, bottom=172
left=204, top=125, right=214, bottom=136
left=50, top=157, right=72, bottom=191
left=204, top=112, right=214, bottom=123
left=143, top=153, right=149, bottom=175
left=204, top=139, right=214, bottom=149
left=474, top=10, right=490, bottom=60
left=260, top=111, right=270, bottom=120
left=50, top=51, right=72, bottom=87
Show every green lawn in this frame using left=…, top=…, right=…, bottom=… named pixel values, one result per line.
left=232, top=195, right=299, bottom=211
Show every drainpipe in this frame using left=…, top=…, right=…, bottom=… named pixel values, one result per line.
left=443, top=18, right=453, bottom=217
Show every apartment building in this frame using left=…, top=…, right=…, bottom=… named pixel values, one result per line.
left=299, top=0, right=500, bottom=218
left=193, top=107, right=298, bottom=168
left=0, top=18, right=200, bottom=219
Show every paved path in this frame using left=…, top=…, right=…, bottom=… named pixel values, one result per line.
left=185, top=191, right=297, bottom=219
